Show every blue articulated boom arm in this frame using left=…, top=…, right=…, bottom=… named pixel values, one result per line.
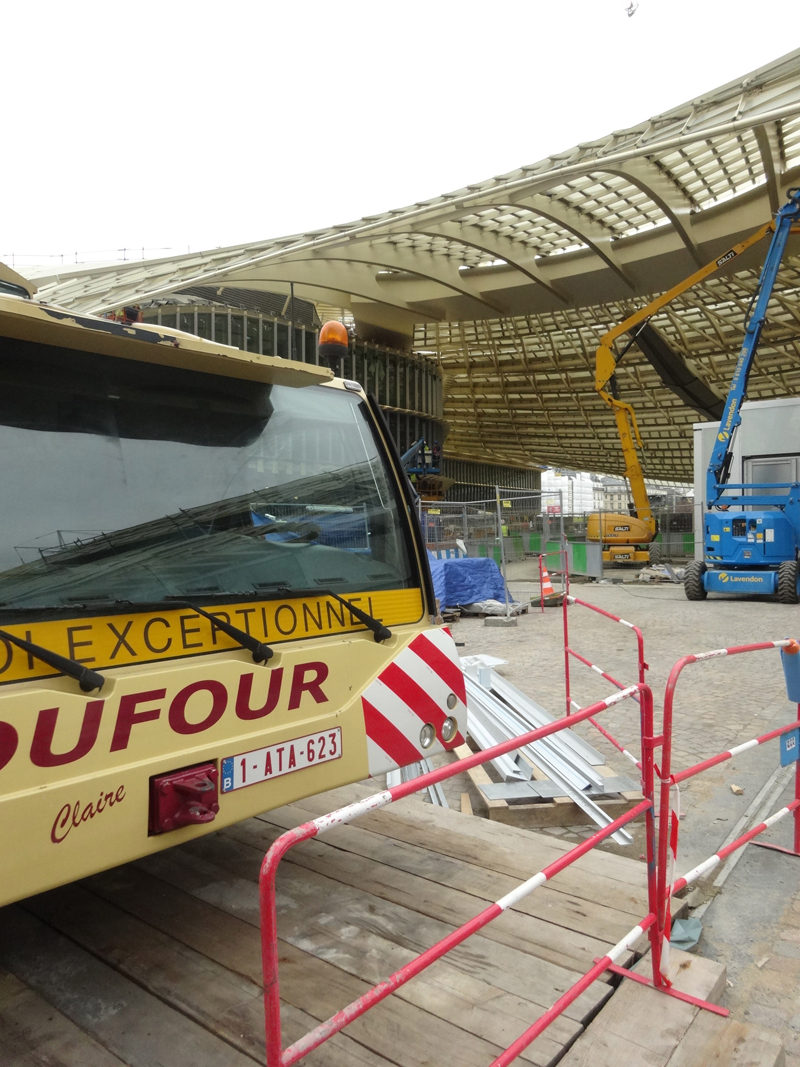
left=401, top=438, right=425, bottom=470
left=706, top=189, right=800, bottom=507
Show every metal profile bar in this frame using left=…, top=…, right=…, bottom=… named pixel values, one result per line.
left=467, top=678, right=601, bottom=788
left=465, top=678, right=634, bottom=845
left=468, top=673, right=603, bottom=781
left=488, top=670, right=605, bottom=766
left=387, top=759, right=449, bottom=807
left=469, top=676, right=607, bottom=789
left=464, top=707, right=525, bottom=781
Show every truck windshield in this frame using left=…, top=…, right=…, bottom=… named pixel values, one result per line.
left=0, top=340, right=417, bottom=613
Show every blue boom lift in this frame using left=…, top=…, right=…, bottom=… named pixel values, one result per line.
left=685, top=189, right=800, bottom=603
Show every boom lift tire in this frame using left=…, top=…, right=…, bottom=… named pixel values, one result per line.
left=684, top=561, right=707, bottom=600
left=778, top=560, right=799, bottom=604
left=648, top=541, right=662, bottom=565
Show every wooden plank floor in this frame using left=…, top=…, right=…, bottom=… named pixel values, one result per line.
left=0, top=782, right=656, bottom=1067
left=560, top=947, right=783, bottom=1067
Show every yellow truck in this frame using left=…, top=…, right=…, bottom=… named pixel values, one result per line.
left=0, top=279, right=465, bottom=907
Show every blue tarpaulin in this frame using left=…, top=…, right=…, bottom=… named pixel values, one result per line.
left=428, top=552, right=508, bottom=608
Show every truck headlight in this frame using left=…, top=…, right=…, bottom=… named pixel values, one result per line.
left=441, top=717, right=458, bottom=743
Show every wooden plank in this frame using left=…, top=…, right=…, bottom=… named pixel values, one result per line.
left=453, top=743, right=509, bottom=816
left=288, top=780, right=649, bottom=882
left=453, top=745, right=645, bottom=830
left=229, top=811, right=636, bottom=966
left=0, top=969, right=125, bottom=1067
left=23, top=882, right=391, bottom=1067
left=257, top=802, right=647, bottom=935
left=559, top=948, right=726, bottom=1067
left=84, top=861, right=543, bottom=1067
left=666, top=1015, right=784, bottom=1067
left=277, top=786, right=650, bottom=916
left=0, top=905, right=257, bottom=1067
left=460, top=792, right=473, bottom=816
left=135, top=838, right=596, bottom=1065
left=182, top=829, right=607, bottom=1024
left=630, top=950, right=727, bottom=1007
left=662, top=1010, right=729, bottom=1067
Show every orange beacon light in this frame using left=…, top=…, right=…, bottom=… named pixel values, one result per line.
left=318, top=320, right=349, bottom=369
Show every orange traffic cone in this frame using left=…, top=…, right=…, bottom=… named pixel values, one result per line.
left=541, top=565, right=555, bottom=599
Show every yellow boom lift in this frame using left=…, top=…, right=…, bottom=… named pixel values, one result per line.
left=592, top=218, right=781, bottom=564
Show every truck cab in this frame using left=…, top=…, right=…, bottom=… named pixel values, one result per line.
left=0, top=290, right=466, bottom=906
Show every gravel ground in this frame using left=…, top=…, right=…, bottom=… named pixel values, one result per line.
left=406, top=577, right=800, bottom=1059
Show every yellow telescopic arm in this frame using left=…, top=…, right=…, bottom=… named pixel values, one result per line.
left=593, top=219, right=784, bottom=528
left=594, top=220, right=775, bottom=395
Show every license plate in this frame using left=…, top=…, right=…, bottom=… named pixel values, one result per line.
left=221, top=727, right=342, bottom=793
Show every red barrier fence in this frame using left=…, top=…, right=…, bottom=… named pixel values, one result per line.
left=655, top=638, right=800, bottom=981
left=562, top=587, right=647, bottom=769
left=260, top=683, right=660, bottom=1067
left=259, top=603, right=800, bottom=1064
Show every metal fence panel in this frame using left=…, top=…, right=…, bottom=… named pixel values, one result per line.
left=419, top=490, right=568, bottom=597
left=419, top=488, right=695, bottom=588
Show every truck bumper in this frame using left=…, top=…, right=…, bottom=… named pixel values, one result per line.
left=704, top=568, right=778, bottom=595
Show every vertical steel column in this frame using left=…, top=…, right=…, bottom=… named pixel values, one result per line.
left=495, top=485, right=511, bottom=619
left=562, top=581, right=571, bottom=716
left=655, top=658, right=680, bottom=988
left=639, top=683, right=663, bottom=982
left=559, top=489, right=566, bottom=595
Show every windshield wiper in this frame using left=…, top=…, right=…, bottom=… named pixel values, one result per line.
left=169, top=601, right=273, bottom=664
left=318, top=590, right=392, bottom=642
left=161, top=590, right=389, bottom=643
left=250, top=586, right=392, bottom=642
left=0, top=628, right=104, bottom=692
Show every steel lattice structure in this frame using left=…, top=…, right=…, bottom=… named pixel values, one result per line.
left=420, top=260, right=800, bottom=480
left=25, top=49, right=800, bottom=480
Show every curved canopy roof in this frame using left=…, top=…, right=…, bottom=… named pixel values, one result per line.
left=25, top=49, right=800, bottom=481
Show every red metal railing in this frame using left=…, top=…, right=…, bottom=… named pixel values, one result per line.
left=561, top=584, right=647, bottom=769
left=260, top=683, right=660, bottom=1067
left=258, top=605, right=800, bottom=1063
left=655, top=638, right=800, bottom=983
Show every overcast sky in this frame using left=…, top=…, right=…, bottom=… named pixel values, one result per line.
left=3, top=0, right=795, bottom=265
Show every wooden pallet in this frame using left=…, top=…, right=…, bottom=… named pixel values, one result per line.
left=454, top=743, right=645, bottom=829
left=0, top=781, right=658, bottom=1067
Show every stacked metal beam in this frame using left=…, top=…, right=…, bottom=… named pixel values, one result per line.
left=462, top=660, right=636, bottom=845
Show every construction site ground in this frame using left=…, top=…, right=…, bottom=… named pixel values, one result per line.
left=438, top=573, right=800, bottom=1064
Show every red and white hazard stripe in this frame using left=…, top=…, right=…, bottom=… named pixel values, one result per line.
left=660, top=782, right=681, bottom=978
left=361, top=627, right=467, bottom=775
left=669, top=798, right=800, bottom=898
